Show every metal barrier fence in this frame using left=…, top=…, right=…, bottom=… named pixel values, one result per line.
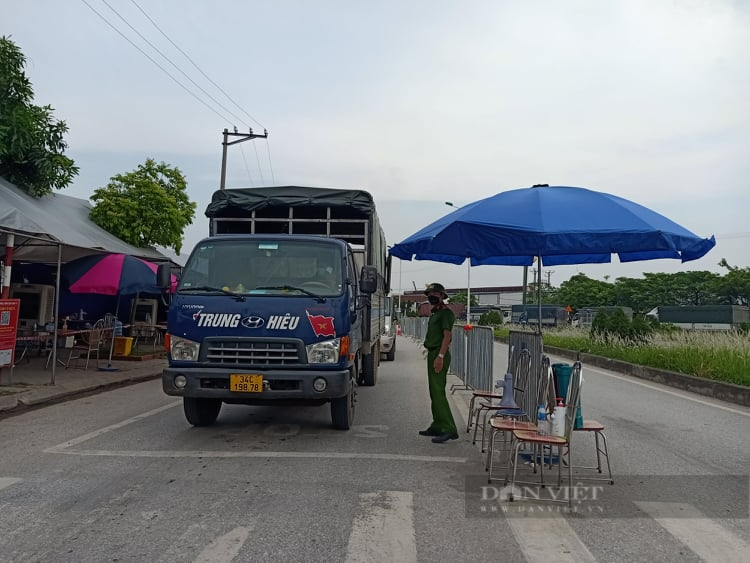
left=448, top=325, right=494, bottom=393
left=401, top=317, right=494, bottom=392
left=401, top=317, right=429, bottom=341
left=508, top=329, right=544, bottom=416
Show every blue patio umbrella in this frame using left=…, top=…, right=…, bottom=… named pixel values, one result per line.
left=390, top=185, right=715, bottom=329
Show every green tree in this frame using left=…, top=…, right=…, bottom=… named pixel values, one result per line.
left=0, top=36, right=78, bottom=197
left=714, top=259, right=750, bottom=306
left=555, top=273, right=615, bottom=309
left=479, top=310, right=503, bottom=326
left=449, top=290, right=478, bottom=307
left=89, top=159, right=196, bottom=254
left=613, top=275, right=664, bottom=314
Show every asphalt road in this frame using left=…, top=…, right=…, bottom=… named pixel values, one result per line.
left=0, top=336, right=747, bottom=562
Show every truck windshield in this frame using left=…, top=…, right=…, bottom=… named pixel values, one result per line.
left=178, top=239, right=344, bottom=297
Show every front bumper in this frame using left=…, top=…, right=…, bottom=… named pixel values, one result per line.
left=380, top=334, right=395, bottom=353
left=162, top=366, right=350, bottom=402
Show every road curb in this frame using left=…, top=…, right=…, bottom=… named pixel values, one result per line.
left=0, top=372, right=162, bottom=417
left=0, top=395, right=19, bottom=412
left=492, top=336, right=749, bottom=407
left=542, top=344, right=750, bottom=408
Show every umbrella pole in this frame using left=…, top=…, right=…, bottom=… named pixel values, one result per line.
left=98, top=294, right=121, bottom=372
left=537, top=257, right=542, bottom=333
left=464, top=261, right=470, bottom=388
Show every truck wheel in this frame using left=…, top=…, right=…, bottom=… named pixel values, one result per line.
left=385, top=340, right=396, bottom=362
left=361, top=348, right=378, bottom=386
left=331, top=371, right=355, bottom=430
left=183, top=397, right=222, bottom=427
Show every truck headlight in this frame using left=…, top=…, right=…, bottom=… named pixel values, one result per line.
left=170, top=335, right=200, bottom=361
left=306, top=338, right=341, bottom=364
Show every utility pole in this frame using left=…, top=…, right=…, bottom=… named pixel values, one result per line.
left=220, top=127, right=269, bottom=190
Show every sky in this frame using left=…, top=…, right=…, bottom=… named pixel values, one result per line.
left=4, top=0, right=748, bottom=294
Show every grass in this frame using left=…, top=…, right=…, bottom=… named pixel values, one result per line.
left=493, top=326, right=750, bottom=387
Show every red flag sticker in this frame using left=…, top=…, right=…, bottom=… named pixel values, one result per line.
left=306, top=311, right=336, bottom=337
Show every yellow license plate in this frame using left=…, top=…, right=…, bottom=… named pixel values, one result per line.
left=229, top=374, right=263, bottom=392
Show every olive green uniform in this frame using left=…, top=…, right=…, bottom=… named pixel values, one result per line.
left=423, top=307, right=457, bottom=435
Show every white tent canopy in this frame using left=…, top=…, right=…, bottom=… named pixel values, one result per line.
left=0, top=176, right=174, bottom=385
left=0, top=177, right=170, bottom=263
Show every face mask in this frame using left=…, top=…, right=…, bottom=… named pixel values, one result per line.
left=427, top=295, right=440, bottom=305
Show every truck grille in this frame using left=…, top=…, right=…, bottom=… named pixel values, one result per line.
left=203, top=338, right=302, bottom=365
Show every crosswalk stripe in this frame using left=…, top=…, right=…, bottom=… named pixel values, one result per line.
left=193, top=525, right=254, bottom=563
left=345, top=491, right=417, bottom=563
left=635, top=502, right=749, bottom=563
left=507, top=515, right=597, bottom=563
left=0, top=477, right=22, bottom=491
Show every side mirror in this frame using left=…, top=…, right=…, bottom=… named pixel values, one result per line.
left=359, top=265, right=378, bottom=294
left=157, top=263, right=172, bottom=290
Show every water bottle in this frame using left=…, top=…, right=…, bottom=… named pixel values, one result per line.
left=537, top=404, right=548, bottom=435
left=553, top=399, right=567, bottom=436
left=493, top=375, right=504, bottom=404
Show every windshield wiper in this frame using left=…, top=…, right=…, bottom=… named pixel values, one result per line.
left=179, top=285, right=246, bottom=301
left=254, top=285, right=326, bottom=303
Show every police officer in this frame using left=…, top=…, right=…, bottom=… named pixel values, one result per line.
left=419, top=283, right=459, bottom=443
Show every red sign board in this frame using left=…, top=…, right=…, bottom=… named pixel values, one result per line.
left=0, top=299, right=21, bottom=367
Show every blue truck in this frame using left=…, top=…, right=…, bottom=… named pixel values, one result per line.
left=157, top=186, right=391, bottom=429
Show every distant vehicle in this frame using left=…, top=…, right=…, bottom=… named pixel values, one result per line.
left=572, top=306, right=634, bottom=328
left=645, top=305, right=750, bottom=331
left=380, top=295, right=397, bottom=361
left=511, top=304, right=568, bottom=327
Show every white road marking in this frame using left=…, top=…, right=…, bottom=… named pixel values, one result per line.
left=345, top=491, right=417, bottom=563
left=43, top=402, right=466, bottom=462
left=635, top=502, right=749, bottom=563
left=507, top=514, right=596, bottom=563
left=44, top=401, right=181, bottom=452
left=45, top=448, right=467, bottom=463
left=0, top=477, right=22, bottom=491
left=193, top=525, right=253, bottom=563
left=586, top=366, right=750, bottom=416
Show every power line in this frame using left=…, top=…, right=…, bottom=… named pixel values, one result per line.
left=97, top=0, right=250, bottom=128
left=79, top=0, right=231, bottom=123
left=128, top=0, right=266, bottom=130
left=238, top=143, right=254, bottom=186
left=83, top=0, right=275, bottom=186
left=253, top=143, right=265, bottom=185
left=265, top=139, right=276, bottom=184
left=715, top=232, right=750, bottom=240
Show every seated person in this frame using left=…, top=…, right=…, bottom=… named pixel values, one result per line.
left=222, top=282, right=246, bottom=293
left=316, top=266, right=341, bottom=292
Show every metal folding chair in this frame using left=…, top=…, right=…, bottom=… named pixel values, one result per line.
left=503, top=361, right=584, bottom=508
left=66, top=320, right=105, bottom=370
left=473, top=349, right=532, bottom=452
left=487, top=355, right=555, bottom=480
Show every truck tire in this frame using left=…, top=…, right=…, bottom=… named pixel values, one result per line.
left=183, top=397, right=222, bottom=427
left=385, top=340, right=396, bottom=362
left=361, top=348, right=378, bottom=386
left=331, top=369, right=355, bottom=430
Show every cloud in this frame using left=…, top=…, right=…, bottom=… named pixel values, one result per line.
left=3, top=0, right=747, bottom=288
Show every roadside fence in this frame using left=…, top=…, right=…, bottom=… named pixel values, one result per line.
left=400, top=317, right=494, bottom=392
left=448, top=324, right=494, bottom=393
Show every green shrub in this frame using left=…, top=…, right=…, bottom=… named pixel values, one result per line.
left=479, top=310, right=504, bottom=326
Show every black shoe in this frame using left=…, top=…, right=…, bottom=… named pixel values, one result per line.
left=432, top=432, right=459, bottom=443
left=418, top=427, right=440, bottom=436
